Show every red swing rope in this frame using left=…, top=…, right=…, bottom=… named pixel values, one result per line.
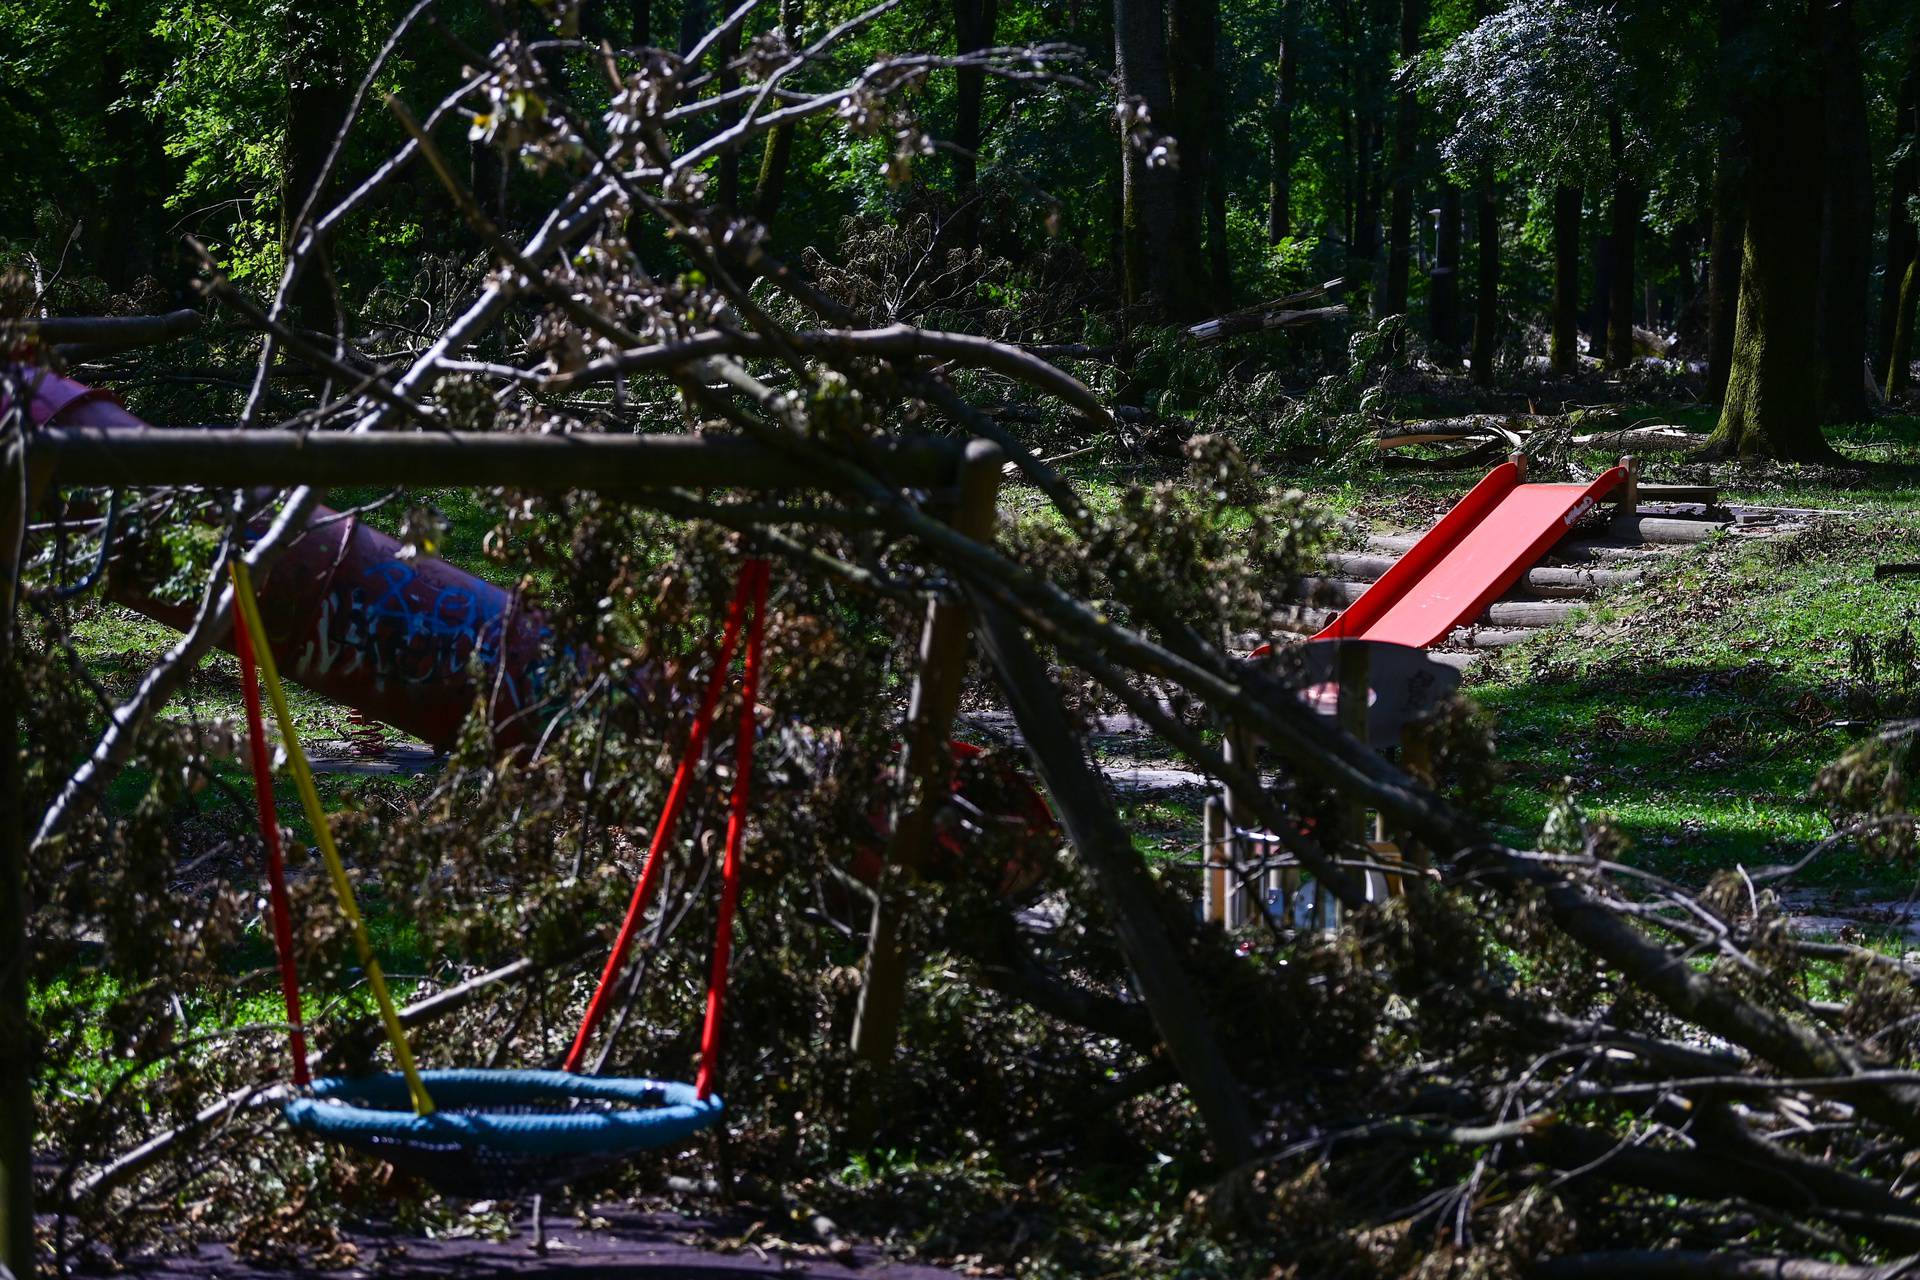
left=564, top=558, right=768, bottom=1077
left=695, top=559, right=767, bottom=1099
left=231, top=594, right=311, bottom=1086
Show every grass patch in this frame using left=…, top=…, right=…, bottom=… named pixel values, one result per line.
left=1470, top=511, right=1920, bottom=887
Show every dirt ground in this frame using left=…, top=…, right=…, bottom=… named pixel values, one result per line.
left=115, top=1209, right=974, bottom=1279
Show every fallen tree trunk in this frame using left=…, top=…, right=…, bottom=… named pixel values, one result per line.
left=970, top=594, right=1257, bottom=1167
left=1187, top=304, right=1348, bottom=343
left=1372, top=415, right=1534, bottom=448
left=1187, top=278, right=1348, bottom=342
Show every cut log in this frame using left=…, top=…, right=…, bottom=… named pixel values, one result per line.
left=1284, top=585, right=1580, bottom=632
left=1270, top=604, right=1337, bottom=635
left=1379, top=440, right=1505, bottom=470
left=1605, top=514, right=1730, bottom=545
left=1375, top=422, right=1707, bottom=456
left=1480, top=599, right=1583, bottom=627
left=14, top=309, right=203, bottom=354
left=1294, top=577, right=1371, bottom=604
left=1631, top=324, right=1673, bottom=356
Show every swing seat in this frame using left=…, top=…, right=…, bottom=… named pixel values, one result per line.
left=284, top=1069, right=723, bottom=1197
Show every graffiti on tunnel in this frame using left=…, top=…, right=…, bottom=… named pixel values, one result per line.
left=297, top=558, right=550, bottom=712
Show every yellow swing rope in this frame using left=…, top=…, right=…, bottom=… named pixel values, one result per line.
left=230, top=561, right=436, bottom=1116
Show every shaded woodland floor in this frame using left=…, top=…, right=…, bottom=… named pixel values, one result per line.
left=112, top=1207, right=970, bottom=1279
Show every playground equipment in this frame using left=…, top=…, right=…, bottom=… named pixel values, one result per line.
left=1204, top=454, right=1638, bottom=928
left=14, top=371, right=1052, bottom=894
left=10, top=374, right=1069, bottom=1187
left=14, top=370, right=558, bottom=748
left=232, top=555, right=761, bottom=1194
left=1311, top=455, right=1632, bottom=647
left=1203, top=638, right=1460, bottom=928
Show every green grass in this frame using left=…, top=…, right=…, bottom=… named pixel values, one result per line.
left=32, top=912, right=424, bottom=1100
left=1449, top=416, right=1920, bottom=887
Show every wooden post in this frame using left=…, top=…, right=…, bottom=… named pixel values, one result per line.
left=1219, top=723, right=1261, bottom=928
left=971, top=597, right=1256, bottom=1167
left=1616, top=454, right=1639, bottom=513
left=0, top=431, right=35, bottom=1279
left=849, top=439, right=1004, bottom=1072
left=30, top=425, right=964, bottom=496
left=1508, top=450, right=1528, bottom=482
left=1332, top=642, right=1373, bottom=922
left=1400, top=733, right=1435, bottom=873
left=1201, top=795, right=1229, bottom=925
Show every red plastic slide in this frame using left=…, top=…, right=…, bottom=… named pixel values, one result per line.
left=1313, top=461, right=1628, bottom=649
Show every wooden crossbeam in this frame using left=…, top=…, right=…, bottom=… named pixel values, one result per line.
left=27, top=426, right=963, bottom=495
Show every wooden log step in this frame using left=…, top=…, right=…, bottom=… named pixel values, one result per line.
left=1270, top=605, right=1337, bottom=635
left=1634, top=484, right=1721, bottom=506
left=1440, top=627, right=1534, bottom=649
left=1296, top=580, right=1585, bottom=627
left=1365, top=532, right=1669, bottom=562
left=1322, top=553, right=1641, bottom=596
left=1479, top=599, right=1583, bottom=628
left=1604, top=513, right=1730, bottom=545
left=1274, top=592, right=1581, bottom=637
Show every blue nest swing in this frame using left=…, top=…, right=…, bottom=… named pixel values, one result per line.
left=283, top=1071, right=724, bottom=1197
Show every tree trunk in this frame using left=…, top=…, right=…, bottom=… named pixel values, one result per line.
left=752, top=0, right=802, bottom=225
left=1115, top=0, right=1206, bottom=317
left=1707, top=27, right=1838, bottom=462
left=679, top=0, right=708, bottom=53
left=1381, top=0, right=1425, bottom=318
left=0, top=437, right=34, bottom=1280
left=1891, top=258, right=1919, bottom=399
left=1471, top=169, right=1498, bottom=387
left=1877, top=50, right=1918, bottom=390
left=1551, top=184, right=1581, bottom=374
left=1707, top=150, right=1745, bottom=403
left=1813, top=0, right=1870, bottom=423
left=1207, top=163, right=1231, bottom=305
left=1356, top=114, right=1381, bottom=312
left=1431, top=183, right=1461, bottom=361
left=1266, top=0, right=1298, bottom=243
left=1166, top=0, right=1218, bottom=320
left=1592, top=232, right=1612, bottom=360
left=281, top=9, right=354, bottom=333
left=634, top=0, right=651, bottom=45
left=89, top=45, right=165, bottom=294
left=1341, top=103, right=1356, bottom=254
left=952, top=0, right=998, bottom=247
left=716, top=24, right=741, bottom=208
left=971, top=598, right=1255, bottom=1167
left=1606, top=115, right=1640, bottom=370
